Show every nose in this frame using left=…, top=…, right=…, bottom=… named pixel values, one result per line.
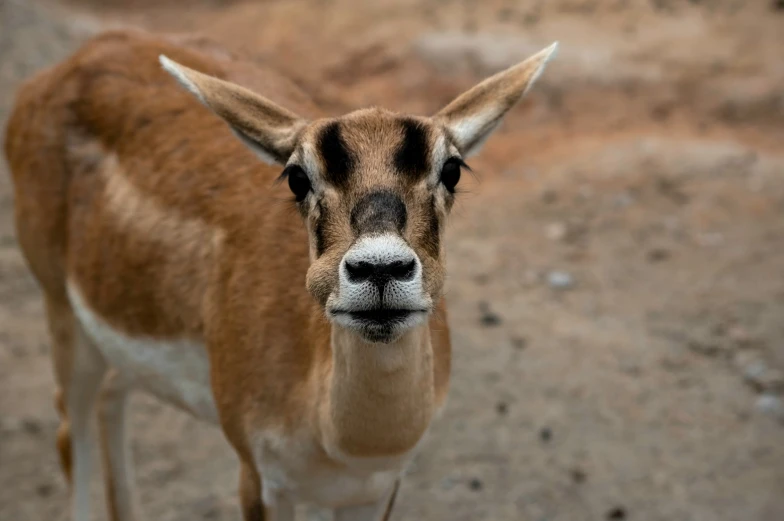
left=338, top=234, right=423, bottom=308
left=345, top=258, right=417, bottom=290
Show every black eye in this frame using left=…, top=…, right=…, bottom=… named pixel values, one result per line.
left=440, top=157, right=464, bottom=193
left=284, top=165, right=311, bottom=202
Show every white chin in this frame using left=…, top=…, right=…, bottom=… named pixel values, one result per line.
left=330, top=311, right=429, bottom=344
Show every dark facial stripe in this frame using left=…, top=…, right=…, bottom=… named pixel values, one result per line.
left=394, top=118, right=430, bottom=179
left=314, top=201, right=328, bottom=257
left=423, top=194, right=441, bottom=258
left=318, top=122, right=354, bottom=187
left=350, top=190, right=407, bottom=236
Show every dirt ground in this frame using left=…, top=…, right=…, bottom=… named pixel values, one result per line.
left=1, top=0, right=784, bottom=520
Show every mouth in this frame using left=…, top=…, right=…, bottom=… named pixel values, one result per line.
left=329, top=307, right=429, bottom=342
left=331, top=308, right=427, bottom=325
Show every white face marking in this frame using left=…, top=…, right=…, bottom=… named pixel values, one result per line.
left=67, top=282, right=219, bottom=424
left=326, top=234, right=431, bottom=342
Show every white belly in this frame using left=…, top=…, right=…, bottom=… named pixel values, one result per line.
left=67, top=282, right=219, bottom=424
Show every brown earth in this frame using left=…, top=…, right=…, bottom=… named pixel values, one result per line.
left=1, top=0, right=784, bottom=520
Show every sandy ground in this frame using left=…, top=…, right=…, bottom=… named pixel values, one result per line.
left=1, top=0, right=784, bottom=520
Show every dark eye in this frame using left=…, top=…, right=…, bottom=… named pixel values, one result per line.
left=284, top=165, right=311, bottom=202
left=440, top=157, right=464, bottom=193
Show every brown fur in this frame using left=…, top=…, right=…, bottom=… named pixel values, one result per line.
left=5, top=28, right=555, bottom=520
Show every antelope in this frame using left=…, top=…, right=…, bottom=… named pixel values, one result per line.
left=4, top=29, right=557, bottom=521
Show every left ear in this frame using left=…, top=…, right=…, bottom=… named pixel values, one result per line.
left=159, top=55, right=307, bottom=165
left=434, top=42, right=558, bottom=157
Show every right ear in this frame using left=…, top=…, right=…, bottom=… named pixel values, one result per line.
left=159, top=55, right=307, bottom=165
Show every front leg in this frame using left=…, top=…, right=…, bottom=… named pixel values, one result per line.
left=334, top=479, right=401, bottom=521
left=239, top=464, right=268, bottom=521
left=239, top=463, right=296, bottom=521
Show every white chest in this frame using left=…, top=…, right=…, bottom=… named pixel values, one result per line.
left=67, top=283, right=219, bottom=424
left=254, top=430, right=411, bottom=509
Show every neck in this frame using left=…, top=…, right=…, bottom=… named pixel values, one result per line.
left=320, top=324, right=435, bottom=459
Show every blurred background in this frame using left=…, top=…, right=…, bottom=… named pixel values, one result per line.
left=1, top=0, right=783, bottom=520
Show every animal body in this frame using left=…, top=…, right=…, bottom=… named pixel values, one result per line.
left=4, top=28, right=556, bottom=521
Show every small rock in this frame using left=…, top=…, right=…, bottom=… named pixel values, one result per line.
left=468, top=478, right=483, bottom=491
left=22, top=418, right=43, bottom=435
left=473, top=273, right=490, bottom=285
left=547, top=271, right=574, bottom=290
left=545, top=222, right=568, bottom=241
left=754, top=394, right=784, bottom=423
left=478, top=302, right=502, bottom=327
left=440, top=477, right=458, bottom=490
left=619, top=359, right=642, bottom=376
left=744, top=361, right=784, bottom=393
left=727, top=326, right=760, bottom=349
left=496, top=7, right=514, bottom=21
left=773, top=0, right=784, bottom=12
left=36, top=483, right=54, bottom=498
left=687, top=338, right=726, bottom=357
left=496, top=401, right=509, bottom=415
left=539, top=426, right=553, bottom=442
left=570, top=467, right=587, bottom=484
left=646, top=248, right=670, bottom=263
left=613, top=192, right=635, bottom=208
left=606, top=506, right=627, bottom=520
left=511, top=337, right=527, bottom=350
left=540, top=189, right=558, bottom=204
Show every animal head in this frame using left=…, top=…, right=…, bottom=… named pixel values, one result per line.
left=160, top=43, right=557, bottom=343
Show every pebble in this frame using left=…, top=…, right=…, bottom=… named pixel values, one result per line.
left=22, top=418, right=43, bottom=435
left=727, top=325, right=761, bottom=349
left=496, top=401, right=509, bottom=415
left=744, top=361, right=784, bottom=393
left=510, top=336, right=527, bottom=350
left=468, top=478, right=483, bottom=491
left=440, top=477, right=458, bottom=490
left=606, top=506, right=627, bottom=520
left=35, top=483, right=54, bottom=498
left=754, top=394, right=784, bottom=423
left=545, top=222, right=568, bottom=241
left=547, top=271, right=575, bottom=290
left=646, top=248, right=670, bottom=263
left=478, top=302, right=502, bottom=327
left=571, top=467, right=587, bottom=484
left=613, top=192, right=635, bottom=208
left=539, top=426, right=553, bottom=442
left=540, top=189, right=558, bottom=204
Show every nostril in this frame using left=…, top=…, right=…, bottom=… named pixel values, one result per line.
left=344, top=258, right=417, bottom=284
left=345, top=261, right=375, bottom=283
left=387, top=259, right=417, bottom=281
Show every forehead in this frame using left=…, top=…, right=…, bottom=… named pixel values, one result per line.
left=299, top=109, right=451, bottom=189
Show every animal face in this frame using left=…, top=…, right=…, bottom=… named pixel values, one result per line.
left=286, top=111, right=464, bottom=342
left=160, top=42, right=557, bottom=342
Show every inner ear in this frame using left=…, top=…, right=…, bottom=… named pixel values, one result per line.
left=434, top=42, right=558, bottom=157
left=159, top=55, right=307, bottom=165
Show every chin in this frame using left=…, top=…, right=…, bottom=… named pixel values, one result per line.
left=329, top=309, right=430, bottom=344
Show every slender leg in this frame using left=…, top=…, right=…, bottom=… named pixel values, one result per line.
left=380, top=480, right=400, bottom=521
left=67, top=323, right=108, bottom=521
left=99, top=370, right=138, bottom=521
left=46, top=297, right=77, bottom=485
left=239, top=464, right=269, bottom=521
left=334, top=480, right=401, bottom=521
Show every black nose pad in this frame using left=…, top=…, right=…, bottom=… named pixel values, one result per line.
left=345, top=259, right=417, bottom=287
